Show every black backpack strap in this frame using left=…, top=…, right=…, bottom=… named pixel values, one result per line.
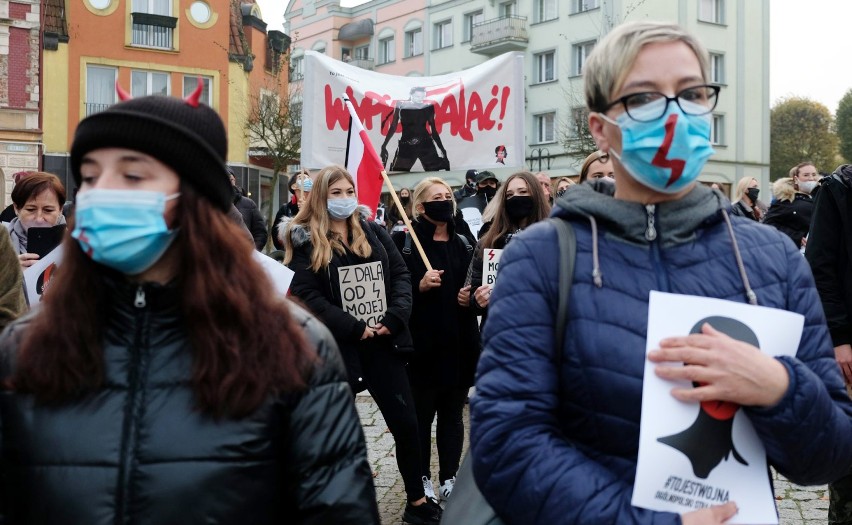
left=550, top=217, right=576, bottom=368
left=456, top=233, right=473, bottom=253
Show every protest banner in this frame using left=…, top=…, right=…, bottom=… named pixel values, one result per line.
left=338, top=261, right=386, bottom=326
left=252, top=251, right=294, bottom=296
left=302, top=51, right=525, bottom=173
left=482, top=248, right=503, bottom=286
left=632, top=291, right=804, bottom=524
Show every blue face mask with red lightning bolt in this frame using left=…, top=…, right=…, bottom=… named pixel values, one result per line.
left=600, top=97, right=715, bottom=194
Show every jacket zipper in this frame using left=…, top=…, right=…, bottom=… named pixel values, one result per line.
left=646, top=205, right=670, bottom=292
left=115, top=285, right=147, bottom=525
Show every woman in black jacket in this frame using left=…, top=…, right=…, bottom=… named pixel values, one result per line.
left=0, top=94, right=378, bottom=524
left=763, top=175, right=815, bottom=249
left=284, top=166, right=441, bottom=525
left=468, top=171, right=550, bottom=326
left=391, top=177, right=480, bottom=505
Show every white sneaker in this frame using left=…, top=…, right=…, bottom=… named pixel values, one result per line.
left=439, top=476, right=455, bottom=502
left=422, top=476, right=438, bottom=503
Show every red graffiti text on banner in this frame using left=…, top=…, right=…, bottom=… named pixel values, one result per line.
left=324, top=81, right=512, bottom=143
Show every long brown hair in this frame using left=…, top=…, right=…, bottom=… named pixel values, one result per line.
left=13, top=185, right=315, bottom=419
left=284, top=165, right=371, bottom=271
left=479, top=171, right=550, bottom=253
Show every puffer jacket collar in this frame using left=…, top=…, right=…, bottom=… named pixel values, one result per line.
left=101, top=269, right=182, bottom=320
left=553, top=183, right=725, bottom=247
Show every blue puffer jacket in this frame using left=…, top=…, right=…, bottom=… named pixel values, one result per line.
left=471, top=184, right=852, bottom=525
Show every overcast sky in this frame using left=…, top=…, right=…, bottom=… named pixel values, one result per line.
left=255, top=0, right=851, bottom=114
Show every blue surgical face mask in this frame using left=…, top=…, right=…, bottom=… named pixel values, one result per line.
left=327, top=197, right=358, bottom=220
left=600, top=98, right=715, bottom=194
left=71, top=189, right=180, bottom=275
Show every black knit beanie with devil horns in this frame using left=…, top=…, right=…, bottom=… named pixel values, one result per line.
left=70, top=94, right=232, bottom=212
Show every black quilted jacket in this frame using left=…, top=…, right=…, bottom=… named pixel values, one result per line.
left=0, top=277, right=379, bottom=525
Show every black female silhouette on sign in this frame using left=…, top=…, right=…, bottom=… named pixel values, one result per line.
left=657, top=316, right=756, bottom=479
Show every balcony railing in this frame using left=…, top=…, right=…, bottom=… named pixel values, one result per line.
left=85, top=102, right=111, bottom=116
left=470, top=15, right=528, bottom=54
left=348, top=58, right=374, bottom=70
left=131, top=12, right=176, bottom=49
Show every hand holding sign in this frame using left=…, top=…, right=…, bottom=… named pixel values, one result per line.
left=682, top=502, right=739, bottom=525
left=18, top=253, right=39, bottom=269
left=649, top=322, right=790, bottom=408
left=474, top=285, right=492, bottom=308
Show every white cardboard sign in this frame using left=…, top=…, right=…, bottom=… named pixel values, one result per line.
left=482, top=248, right=503, bottom=286
left=632, top=291, right=804, bottom=524
left=23, top=245, right=63, bottom=307
left=339, top=261, right=386, bottom=326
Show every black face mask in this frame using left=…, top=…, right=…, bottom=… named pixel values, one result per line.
left=480, top=186, right=497, bottom=200
left=746, top=187, right=759, bottom=203
left=400, top=195, right=410, bottom=205
left=505, top=196, right=534, bottom=222
left=422, top=200, right=454, bottom=223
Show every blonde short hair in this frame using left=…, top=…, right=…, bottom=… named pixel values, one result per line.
left=411, top=177, right=455, bottom=221
left=584, top=21, right=710, bottom=114
left=733, top=177, right=758, bottom=203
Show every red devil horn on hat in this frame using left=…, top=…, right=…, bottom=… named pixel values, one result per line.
left=185, top=77, right=204, bottom=108
left=115, top=80, right=132, bottom=101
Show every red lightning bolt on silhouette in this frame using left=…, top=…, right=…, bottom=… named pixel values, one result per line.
left=651, top=114, right=687, bottom=188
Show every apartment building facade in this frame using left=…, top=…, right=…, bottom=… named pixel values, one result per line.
left=285, top=0, right=769, bottom=192
left=40, top=0, right=290, bottom=214
left=0, top=0, right=41, bottom=209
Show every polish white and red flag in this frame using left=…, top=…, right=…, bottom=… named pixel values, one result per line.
left=344, top=96, right=385, bottom=218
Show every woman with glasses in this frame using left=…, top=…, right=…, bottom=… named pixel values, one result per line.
left=471, top=21, right=852, bottom=525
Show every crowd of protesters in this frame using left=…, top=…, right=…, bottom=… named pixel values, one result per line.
left=2, top=19, right=852, bottom=525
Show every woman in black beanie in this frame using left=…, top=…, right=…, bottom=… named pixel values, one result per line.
left=0, top=89, right=379, bottom=524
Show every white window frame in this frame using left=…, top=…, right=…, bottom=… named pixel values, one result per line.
left=433, top=19, right=453, bottom=50
left=378, top=36, right=395, bottom=64
left=85, top=65, right=117, bottom=116
left=572, top=40, right=595, bottom=76
left=699, top=0, right=725, bottom=24
left=710, top=52, right=725, bottom=84
left=405, top=28, right=423, bottom=57
left=572, top=0, right=599, bottom=13
left=534, top=112, right=556, bottom=144
left=131, top=70, right=170, bottom=97
left=534, top=0, right=557, bottom=23
left=354, top=44, right=370, bottom=60
left=533, top=51, right=556, bottom=84
left=291, top=55, right=304, bottom=80
left=711, top=114, right=725, bottom=145
left=182, top=75, right=211, bottom=105
left=463, top=10, right=483, bottom=42
left=500, top=1, right=517, bottom=17
left=132, top=0, right=170, bottom=15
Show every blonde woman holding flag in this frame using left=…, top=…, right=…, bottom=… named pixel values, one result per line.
left=284, top=165, right=442, bottom=524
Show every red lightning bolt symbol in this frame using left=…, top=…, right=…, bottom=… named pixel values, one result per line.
left=651, top=114, right=686, bottom=188
left=488, top=250, right=495, bottom=261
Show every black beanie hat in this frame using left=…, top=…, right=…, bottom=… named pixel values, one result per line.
left=70, top=95, right=232, bottom=212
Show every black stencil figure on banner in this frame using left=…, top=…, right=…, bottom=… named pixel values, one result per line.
left=657, top=316, right=755, bottom=479
left=380, top=86, right=450, bottom=172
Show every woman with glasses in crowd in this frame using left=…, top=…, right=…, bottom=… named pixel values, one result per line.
left=471, top=21, right=852, bottom=525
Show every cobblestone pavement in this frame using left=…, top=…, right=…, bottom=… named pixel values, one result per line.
left=357, top=392, right=830, bottom=524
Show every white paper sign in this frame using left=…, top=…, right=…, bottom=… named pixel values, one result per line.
left=23, top=245, right=64, bottom=306
left=252, top=251, right=294, bottom=297
left=338, top=261, right=386, bottom=326
left=632, top=291, right=804, bottom=524
left=482, top=248, right=503, bottom=286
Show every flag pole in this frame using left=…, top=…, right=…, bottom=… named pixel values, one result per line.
left=381, top=169, right=433, bottom=272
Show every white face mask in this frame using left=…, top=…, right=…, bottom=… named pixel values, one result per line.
left=798, top=180, right=818, bottom=195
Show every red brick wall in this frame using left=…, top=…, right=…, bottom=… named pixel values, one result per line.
left=8, top=27, right=30, bottom=108
left=9, top=3, right=29, bottom=20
